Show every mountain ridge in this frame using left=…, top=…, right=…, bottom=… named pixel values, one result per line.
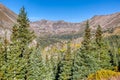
left=0, top=3, right=120, bottom=39
left=31, top=12, right=120, bottom=37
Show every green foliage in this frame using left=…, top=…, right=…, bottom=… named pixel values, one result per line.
left=72, top=23, right=113, bottom=80
left=50, top=54, right=60, bottom=80
left=105, top=35, right=120, bottom=71
left=82, top=20, right=91, bottom=50
left=17, top=7, right=35, bottom=47
left=0, top=41, right=4, bottom=79
left=72, top=22, right=100, bottom=80
left=73, top=45, right=100, bottom=80
left=93, top=40, right=112, bottom=69
left=27, top=47, right=46, bottom=80
left=44, top=55, right=55, bottom=80
left=58, top=41, right=73, bottom=80
left=0, top=33, right=10, bottom=80
left=0, top=7, right=35, bottom=80
left=15, top=7, right=35, bottom=79
left=94, top=25, right=112, bottom=69
left=95, top=25, right=102, bottom=45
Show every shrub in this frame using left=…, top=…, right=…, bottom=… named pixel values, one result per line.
left=87, top=69, right=120, bottom=80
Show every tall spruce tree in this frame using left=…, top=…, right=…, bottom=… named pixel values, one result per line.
left=17, top=7, right=35, bottom=57
left=50, top=54, right=59, bottom=80
left=95, top=25, right=111, bottom=69
left=27, top=47, right=46, bottom=80
left=54, top=54, right=62, bottom=80
left=17, top=7, right=35, bottom=80
left=44, top=54, right=55, bottom=80
left=82, top=20, right=91, bottom=50
left=0, top=39, right=4, bottom=79
left=105, top=35, right=120, bottom=69
left=3, top=7, right=35, bottom=80
left=95, top=25, right=102, bottom=45
left=58, top=41, right=73, bottom=80
left=94, top=25, right=102, bottom=62
left=0, top=33, right=10, bottom=80
left=73, top=21, right=99, bottom=80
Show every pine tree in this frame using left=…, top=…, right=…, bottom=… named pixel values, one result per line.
left=98, top=43, right=112, bottom=69
left=16, top=7, right=35, bottom=80
left=95, top=25, right=111, bottom=69
left=0, top=39, right=4, bottom=79
left=27, top=47, right=46, bottom=80
left=2, top=7, right=35, bottom=80
left=73, top=21, right=99, bottom=80
left=50, top=54, right=59, bottom=80
left=58, top=41, right=73, bottom=80
left=95, top=25, right=102, bottom=62
left=0, top=32, right=10, bottom=80
left=2, top=24, right=27, bottom=79
left=95, top=25, right=102, bottom=45
left=54, top=54, right=62, bottom=80
left=16, top=7, right=35, bottom=57
left=44, top=54, right=55, bottom=80
left=73, top=48, right=99, bottom=80
left=82, top=20, right=91, bottom=50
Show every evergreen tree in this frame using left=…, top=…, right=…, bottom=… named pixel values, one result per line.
left=50, top=54, right=59, bottom=80
left=2, top=7, right=35, bottom=80
left=2, top=24, right=28, bottom=79
left=105, top=35, right=120, bottom=69
left=0, top=40, right=4, bottom=79
left=16, top=7, right=35, bottom=57
left=54, top=54, right=62, bottom=80
left=16, top=7, right=35, bottom=80
left=82, top=20, right=91, bottom=50
left=95, top=25, right=102, bottom=45
left=98, top=43, right=112, bottom=69
left=44, top=54, right=55, bottom=80
left=95, top=25, right=102, bottom=62
left=58, top=41, right=73, bottom=80
left=0, top=33, right=10, bottom=80
left=73, top=21, right=99, bottom=80
left=95, top=25, right=111, bottom=69
left=27, top=47, right=46, bottom=80
left=73, top=48, right=99, bottom=80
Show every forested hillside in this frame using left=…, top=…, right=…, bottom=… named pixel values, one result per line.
left=0, top=5, right=120, bottom=80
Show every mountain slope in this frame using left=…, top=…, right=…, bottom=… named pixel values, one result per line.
left=0, top=3, right=17, bottom=39
left=31, top=12, right=120, bottom=37
left=89, top=12, right=120, bottom=29
left=0, top=3, right=120, bottom=41
left=0, top=3, right=17, bottom=29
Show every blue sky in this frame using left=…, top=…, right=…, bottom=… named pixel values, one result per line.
left=0, top=0, right=120, bottom=22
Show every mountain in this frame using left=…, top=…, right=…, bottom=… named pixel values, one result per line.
left=0, top=3, right=120, bottom=41
left=31, top=13, right=120, bottom=37
left=30, top=20, right=82, bottom=37
left=0, top=4, right=17, bottom=29
left=0, top=3, right=17, bottom=39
